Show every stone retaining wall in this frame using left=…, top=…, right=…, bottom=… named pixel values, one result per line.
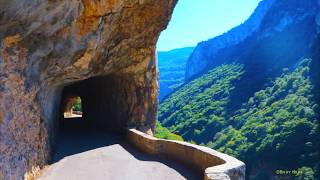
left=126, top=129, right=245, bottom=180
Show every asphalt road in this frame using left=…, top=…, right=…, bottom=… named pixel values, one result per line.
left=38, top=118, right=201, bottom=180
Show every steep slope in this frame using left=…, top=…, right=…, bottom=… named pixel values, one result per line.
left=159, top=59, right=319, bottom=179
left=158, top=47, right=194, bottom=101
left=210, top=60, right=319, bottom=179
left=186, top=0, right=275, bottom=79
left=186, top=0, right=320, bottom=110
left=159, top=63, right=244, bottom=142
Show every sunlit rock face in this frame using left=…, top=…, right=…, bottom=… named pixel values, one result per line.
left=185, top=0, right=276, bottom=80
left=0, top=0, right=177, bottom=178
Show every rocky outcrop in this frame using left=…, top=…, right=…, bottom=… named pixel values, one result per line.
left=185, top=0, right=275, bottom=79
left=0, top=0, right=177, bottom=179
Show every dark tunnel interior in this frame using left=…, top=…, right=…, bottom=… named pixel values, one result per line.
left=50, top=74, right=136, bottom=162
left=58, top=75, right=132, bottom=133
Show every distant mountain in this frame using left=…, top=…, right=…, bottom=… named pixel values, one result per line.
left=157, top=47, right=194, bottom=101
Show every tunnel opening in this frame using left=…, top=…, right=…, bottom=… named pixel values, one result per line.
left=48, top=74, right=140, bottom=162
left=62, top=95, right=82, bottom=119
left=58, top=74, right=133, bottom=134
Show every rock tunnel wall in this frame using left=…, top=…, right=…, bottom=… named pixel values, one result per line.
left=0, top=0, right=177, bottom=179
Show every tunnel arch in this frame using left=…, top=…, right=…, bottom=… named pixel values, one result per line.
left=57, top=74, right=136, bottom=134
left=39, top=66, right=160, bottom=166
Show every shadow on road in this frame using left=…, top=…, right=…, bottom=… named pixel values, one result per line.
left=52, top=117, right=120, bottom=163
left=120, top=142, right=203, bottom=180
left=51, top=117, right=202, bottom=180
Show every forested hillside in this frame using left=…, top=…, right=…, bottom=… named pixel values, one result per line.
left=154, top=121, right=183, bottom=141
left=159, top=59, right=319, bottom=179
left=159, top=63, right=244, bottom=142
left=210, top=60, right=319, bottom=179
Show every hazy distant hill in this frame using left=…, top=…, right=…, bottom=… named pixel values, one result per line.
left=157, top=47, right=194, bottom=101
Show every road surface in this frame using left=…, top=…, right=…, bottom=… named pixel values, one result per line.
left=38, top=118, right=201, bottom=180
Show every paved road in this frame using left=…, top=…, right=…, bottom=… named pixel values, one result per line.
left=38, top=118, right=201, bottom=180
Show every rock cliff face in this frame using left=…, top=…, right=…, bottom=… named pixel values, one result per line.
left=0, top=0, right=176, bottom=179
left=185, top=0, right=275, bottom=79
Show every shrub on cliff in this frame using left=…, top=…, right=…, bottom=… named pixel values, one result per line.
left=155, top=121, right=184, bottom=141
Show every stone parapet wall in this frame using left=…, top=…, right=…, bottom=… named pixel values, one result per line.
left=126, top=129, right=245, bottom=180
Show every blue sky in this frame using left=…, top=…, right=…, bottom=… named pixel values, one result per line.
left=157, top=0, right=262, bottom=51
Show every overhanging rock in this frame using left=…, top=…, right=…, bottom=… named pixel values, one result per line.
left=0, top=0, right=176, bottom=178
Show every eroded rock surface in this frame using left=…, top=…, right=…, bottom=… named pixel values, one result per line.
left=0, top=0, right=177, bottom=179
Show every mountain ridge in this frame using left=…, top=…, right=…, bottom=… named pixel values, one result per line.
left=185, top=0, right=275, bottom=79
